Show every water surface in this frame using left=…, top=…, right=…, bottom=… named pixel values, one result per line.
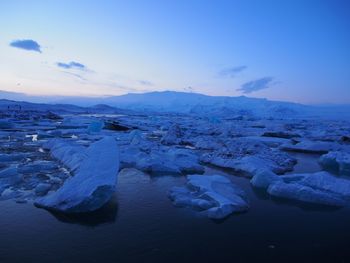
left=0, top=154, right=349, bottom=263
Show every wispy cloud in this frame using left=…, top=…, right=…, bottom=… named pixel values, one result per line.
left=9, top=39, right=41, bottom=53
left=139, top=80, right=153, bottom=86
left=237, top=77, right=274, bottom=94
left=56, top=61, right=87, bottom=70
left=219, top=65, right=247, bottom=78
left=61, top=71, right=87, bottom=81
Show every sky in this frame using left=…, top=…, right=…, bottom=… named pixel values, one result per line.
left=0, top=0, right=349, bottom=104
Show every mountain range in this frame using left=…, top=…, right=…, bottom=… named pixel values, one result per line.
left=1, top=89, right=349, bottom=119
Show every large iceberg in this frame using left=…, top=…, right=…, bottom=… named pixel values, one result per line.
left=35, top=136, right=119, bottom=213
left=169, top=175, right=249, bottom=219
left=43, top=139, right=86, bottom=172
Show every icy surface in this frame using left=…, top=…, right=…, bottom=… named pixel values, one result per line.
left=35, top=137, right=119, bottom=213
left=319, top=151, right=350, bottom=176
left=250, top=170, right=281, bottom=189
left=1, top=98, right=350, bottom=216
left=200, top=138, right=296, bottom=177
left=266, top=172, right=350, bottom=206
left=280, top=140, right=342, bottom=154
left=43, top=139, right=86, bottom=172
left=169, top=175, right=249, bottom=219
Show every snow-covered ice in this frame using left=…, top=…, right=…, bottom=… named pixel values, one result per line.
left=169, top=175, right=249, bottom=219
left=319, top=151, right=350, bottom=176
left=1, top=95, right=350, bottom=217
left=35, top=137, right=119, bottom=213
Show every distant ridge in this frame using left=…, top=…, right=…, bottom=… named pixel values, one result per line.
left=1, top=90, right=350, bottom=119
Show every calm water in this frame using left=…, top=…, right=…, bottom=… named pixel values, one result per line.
left=1, top=154, right=350, bottom=263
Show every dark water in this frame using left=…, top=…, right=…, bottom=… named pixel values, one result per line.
left=1, top=154, right=350, bottom=263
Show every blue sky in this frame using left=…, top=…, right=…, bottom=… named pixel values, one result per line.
left=0, top=0, right=349, bottom=103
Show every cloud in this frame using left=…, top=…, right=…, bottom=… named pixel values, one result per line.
left=56, top=61, right=87, bottom=70
left=61, top=71, right=87, bottom=81
left=219, top=65, right=247, bottom=78
left=139, top=80, right=153, bottom=86
left=9, top=39, right=41, bottom=53
left=237, top=77, right=274, bottom=94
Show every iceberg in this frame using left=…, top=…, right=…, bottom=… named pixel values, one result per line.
left=120, top=146, right=204, bottom=175
left=169, top=175, right=249, bottom=219
left=319, top=151, right=350, bottom=176
left=43, top=139, right=86, bottom=172
left=280, top=140, right=341, bottom=154
left=250, top=170, right=281, bottom=189
left=0, top=166, right=22, bottom=194
left=266, top=171, right=350, bottom=206
left=161, top=124, right=183, bottom=145
left=35, top=137, right=119, bottom=213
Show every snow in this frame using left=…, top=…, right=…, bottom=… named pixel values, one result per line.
left=169, top=175, right=249, bottom=219
left=35, top=137, right=119, bottom=213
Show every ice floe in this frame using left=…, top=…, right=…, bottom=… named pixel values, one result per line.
left=169, top=175, right=249, bottom=219
left=35, top=137, right=119, bottom=213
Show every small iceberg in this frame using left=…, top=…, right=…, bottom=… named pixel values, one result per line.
left=169, top=175, right=249, bottom=219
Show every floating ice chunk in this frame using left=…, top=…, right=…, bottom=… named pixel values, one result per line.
left=244, top=136, right=290, bottom=148
left=120, top=146, right=204, bottom=175
left=262, top=131, right=301, bottom=139
left=267, top=171, right=350, bottom=206
left=168, top=148, right=204, bottom=174
left=161, top=124, right=182, bottom=145
left=280, top=140, right=341, bottom=154
left=0, top=166, right=22, bottom=194
left=35, top=137, right=119, bottom=213
left=169, top=175, right=249, bottom=219
left=129, top=130, right=142, bottom=145
left=301, top=171, right=350, bottom=197
left=43, top=139, right=86, bottom=172
left=268, top=181, right=346, bottom=206
left=35, top=183, right=52, bottom=196
left=250, top=170, right=281, bottom=189
left=201, top=154, right=295, bottom=178
left=0, top=153, right=28, bottom=163
left=319, top=151, right=350, bottom=176
left=194, top=138, right=222, bottom=150
left=87, top=121, right=104, bottom=134
left=18, top=161, right=58, bottom=174
left=139, top=158, right=181, bottom=175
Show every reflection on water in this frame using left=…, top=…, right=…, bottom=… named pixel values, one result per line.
left=45, top=197, right=119, bottom=227
left=1, top=155, right=350, bottom=262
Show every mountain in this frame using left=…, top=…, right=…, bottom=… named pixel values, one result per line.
left=1, top=89, right=350, bottom=119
